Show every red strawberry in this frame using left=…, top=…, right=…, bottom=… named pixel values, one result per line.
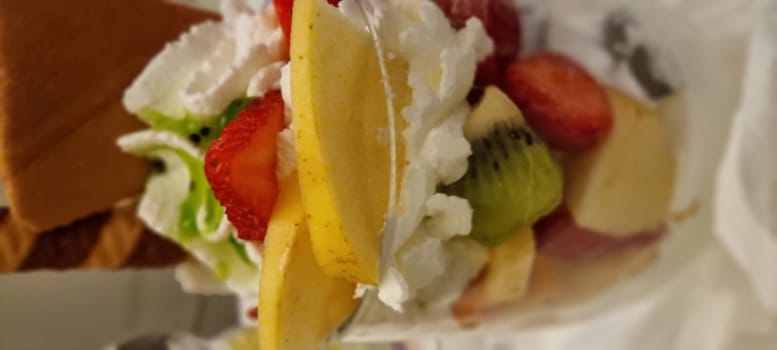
left=273, top=0, right=293, bottom=59
left=475, top=54, right=500, bottom=89
left=503, top=52, right=613, bottom=151
left=205, top=91, right=285, bottom=242
left=434, top=0, right=521, bottom=87
left=533, top=209, right=665, bottom=262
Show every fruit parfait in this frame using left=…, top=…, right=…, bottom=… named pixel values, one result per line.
left=118, top=0, right=682, bottom=347
left=330, top=0, right=679, bottom=339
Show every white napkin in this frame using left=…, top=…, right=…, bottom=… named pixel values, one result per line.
left=715, top=0, right=777, bottom=314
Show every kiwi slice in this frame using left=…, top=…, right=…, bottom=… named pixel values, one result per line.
left=443, top=87, right=563, bottom=246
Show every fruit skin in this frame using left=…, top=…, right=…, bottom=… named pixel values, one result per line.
left=204, top=91, right=284, bottom=242
left=290, top=0, right=411, bottom=283
left=565, top=88, right=675, bottom=237
left=503, top=52, right=613, bottom=151
left=259, top=173, right=358, bottom=350
left=444, top=87, right=562, bottom=246
left=534, top=208, right=665, bottom=262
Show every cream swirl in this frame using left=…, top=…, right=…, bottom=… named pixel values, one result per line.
left=124, top=6, right=284, bottom=118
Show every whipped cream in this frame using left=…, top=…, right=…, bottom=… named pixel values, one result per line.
left=357, top=0, right=493, bottom=311
left=124, top=7, right=284, bottom=118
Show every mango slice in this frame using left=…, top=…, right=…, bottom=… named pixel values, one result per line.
left=259, top=174, right=358, bottom=350
left=290, top=0, right=409, bottom=283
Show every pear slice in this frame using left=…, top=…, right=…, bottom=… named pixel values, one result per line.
left=259, top=173, right=358, bottom=350
left=565, top=88, right=675, bottom=237
left=290, top=0, right=410, bottom=283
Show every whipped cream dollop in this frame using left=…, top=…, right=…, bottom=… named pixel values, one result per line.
left=119, top=2, right=289, bottom=296
left=355, top=0, right=493, bottom=311
left=124, top=6, right=284, bottom=117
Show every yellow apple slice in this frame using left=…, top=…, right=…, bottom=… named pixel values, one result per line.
left=482, top=228, right=535, bottom=305
left=452, top=229, right=535, bottom=323
left=291, top=0, right=410, bottom=283
left=566, top=88, right=676, bottom=237
left=259, top=174, right=358, bottom=350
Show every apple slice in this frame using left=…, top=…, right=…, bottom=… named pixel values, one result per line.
left=453, top=229, right=535, bottom=323
left=259, top=174, right=358, bottom=350
left=565, top=88, right=675, bottom=237
left=481, top=228, right=535, bottom=304
left=290, top=0, right=410, bottom=284
left=534, top=209, right=665, bottom=262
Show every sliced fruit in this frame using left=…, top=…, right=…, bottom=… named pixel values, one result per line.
left=204, top=91, right=284, bottom=242
left=443, top=86, right=562, bottom=246
left=482, top=228, right=535, bottom=304
left=273, top=0, right=293, bottom=57
left=259, top=174, right=358, bottom=350
left=291, top=0, right=410, bottom=283
left=523, top=244, right=659, bottom=308
left=274, top=0, right=342, bottom=59
left=534, top=208, right=665, bottom=262
left=475, top=55, right=501, bottom=90
left=565, top=88, right=675, bottom=237
left=503, top=52, right=613, bottom=151
left=452, top=228, right=535, bottom=323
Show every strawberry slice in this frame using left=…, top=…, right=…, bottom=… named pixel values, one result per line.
left=205, top=91, right=285, bottom=242
left=503, top=52, right=613, bottom=151
left=273, top=0, right=293, bottom=59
